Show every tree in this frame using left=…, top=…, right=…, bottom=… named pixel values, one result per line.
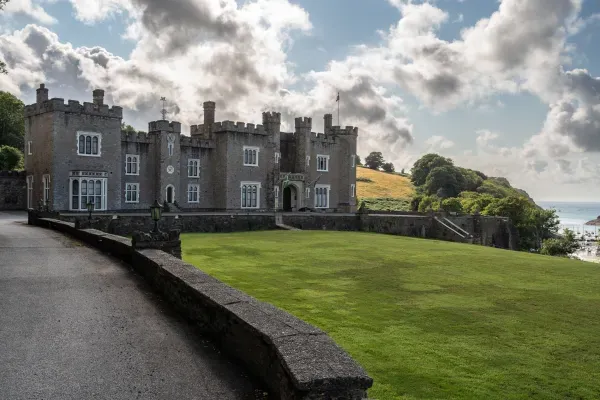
left=540, top=229, right=580, bottom=257
left=410, top=153, right=454, bottom=187
left=365, top=152, right=385, bottom=170
left=355, top=155, right=362, bottom=166
left=382, top=162, right=395, bottom=173
left=0, top=145, right=23, bottom=170
left=0, top=91, right=25, bottom=150
left=441, top=198, right=463, bottom=213
left=0, top=1, right=9, bottom=74
left=424, top=165, right=464, bottom=198
left=121, top=123, right=137, bottom=134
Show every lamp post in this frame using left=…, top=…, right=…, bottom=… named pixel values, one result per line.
left=150, top=199, right=162, bottom=232
left=86, top=200, right=94, bottom=221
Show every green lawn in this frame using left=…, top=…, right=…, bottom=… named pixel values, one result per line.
left=181, top=231, right=600, bottom=400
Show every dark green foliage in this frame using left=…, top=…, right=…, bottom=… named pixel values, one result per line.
left=365, top=152, right=385, bottom=170
left=540, top=229, right=580, bottom=256
left=355, top=155, right=362, bottom=166
left=359, top=197, right=411, bottom=211
left=121, top=122, right=146, bottom=134
left=0, top=145, right=23, bottom=170
left=440, top=197, right=463, bottom=213
left=381, top=162, right=395, bottom=173
left=0, top=91, right=25, bottom=150
left=356, top=176, right=373, bottom=183
left=410, top=153, right=454, bottom=186
left=424, top=165, right=464, bottom=198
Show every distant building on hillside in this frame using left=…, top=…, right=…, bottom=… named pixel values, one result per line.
left=23, top=84, right=358, bottom=212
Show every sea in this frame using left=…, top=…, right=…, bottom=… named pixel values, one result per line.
left=537, top=201, right=600, bottom=237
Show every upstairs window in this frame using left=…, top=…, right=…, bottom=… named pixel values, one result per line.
left=125, top=155, right=139, bottom=175
left=306, top=155, right=310, bottom=167
left=275, top=152, right=280, bottom=164
left=28, top=141, right=32, bottom=155
left=317, top=155, right=329, bottom=172
left=188, top=159, right=200, bottom=177
left=350, top=184, right=356, bottom=198
left=43, top=174, right=50, bottom=204
left=168, top=142, right=174, bottom=156
left=243, top=146, right=259, bottom=166
left=351, top=155, right=355, bottom=167
left=77, top=132, right=101, bottom=156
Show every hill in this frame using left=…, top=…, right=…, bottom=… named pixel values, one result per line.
left=356, top=166, right=414, bottom=211
left=183, top=230, right=600, bottom=400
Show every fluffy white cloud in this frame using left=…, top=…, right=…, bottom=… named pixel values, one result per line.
left=2, top=0, right=57, bottom=24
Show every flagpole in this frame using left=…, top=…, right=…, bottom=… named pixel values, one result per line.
left=337, top=91, right=340, bottom=126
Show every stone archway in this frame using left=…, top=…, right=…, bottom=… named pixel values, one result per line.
left=282, top=184, right=298, bottom=211
left=166, top=185, right=175, bottom=203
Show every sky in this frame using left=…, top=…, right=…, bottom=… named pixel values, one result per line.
left=1, top=0, right=600, bottom=202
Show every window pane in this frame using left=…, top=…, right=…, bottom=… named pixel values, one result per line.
left=72, top=180, right=79, bottom=209
left=133, top=161, right=137, bottom=174
left=92, top=137, right=98, bottom=154
left=241, top=186, right=246, bottom=207
left=78, top=136, right=85, bottom=154
left=85, top=136, right=91, bottom=154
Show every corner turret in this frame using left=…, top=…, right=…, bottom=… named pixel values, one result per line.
left=36, top=84, right=48, bottom=104
left=294, top=117, right=312, bottom=173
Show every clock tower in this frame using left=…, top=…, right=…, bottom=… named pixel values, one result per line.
left=148, top=120, right=181, bottom=205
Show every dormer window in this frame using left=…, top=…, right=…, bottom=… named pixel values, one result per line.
left=77, top=132, right=101, bottom=156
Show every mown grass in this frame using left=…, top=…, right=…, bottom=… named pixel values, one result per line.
left=182, top=231, right=600, bottom=400
left=357, top=166, right=414, bottom=199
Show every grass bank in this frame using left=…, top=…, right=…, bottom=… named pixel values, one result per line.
left=357, top=167, right=413, bottom=211
left=182, top=231, right=600, bottom=400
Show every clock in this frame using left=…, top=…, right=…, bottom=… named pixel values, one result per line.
left=167, top=165, right=174, bottom=174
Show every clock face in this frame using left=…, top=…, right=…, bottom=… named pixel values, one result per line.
left=167, top=165, right=174, bottom=174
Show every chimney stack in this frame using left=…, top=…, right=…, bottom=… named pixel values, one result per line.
left=203, top=101, right=216, bottom=126
left=36, top=84, right=49, bottom=104
left=324, top=114, right=333, bottom=133
left=93, top=89, right=105, bottom=106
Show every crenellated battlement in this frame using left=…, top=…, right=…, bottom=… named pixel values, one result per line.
left=148, top=120, right=181, bottom=133
left=180, top=136, right=216, bottom=148
left=329, top=125, right=359, bottom=136
left=212, top=121, right=267, bottom=135
left=262, top=111, right=281, bottom=124
left=313, top=132, right=336, bottom=144
left=121, top=131, right=152, bottom=143
left=24, top=98, right=123, bottom=119
left=295, top=117, right=312, bottom=129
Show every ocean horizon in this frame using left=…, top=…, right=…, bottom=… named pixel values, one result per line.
left=537, top=201, right=600, bottom=231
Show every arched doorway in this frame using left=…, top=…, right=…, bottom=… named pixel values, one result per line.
left=282, top=184, right=297, bottom=211
left=166, top=185, right=174, bottom=203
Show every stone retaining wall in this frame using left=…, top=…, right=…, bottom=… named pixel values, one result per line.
left=0, top=171, right=26, bottom=210
left=29, top=212, right=373, bottom=399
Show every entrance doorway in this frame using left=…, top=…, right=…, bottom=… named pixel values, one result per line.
left=282, top=185, right=297, bottom=211
left=166, top=185, right=174, bottom=203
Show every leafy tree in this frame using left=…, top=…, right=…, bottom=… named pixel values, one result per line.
left=424, top=165, right=464, bottom=198
left=355, top=155, right=362, bottom=166
left=441, top=198, right=463, bottom=213
left=365, top=152, right=385, bottom=170
left=417, top=195, right=441, bottom=213
left=410, top=194, right=423, bottom=212
left=121, top=123, right=137, bottom=133
left=0, top=91, right=25, bottom=149
left=382, top=162, right=395, bottom=173
left=540, top=229, right=580, bottom=257
left=0, top=145, right=23, bottom=170
left=458, top=192, right=496, bottom=214
left=0, top=1, right=9, bottom=74
left=400, top=168, right=405, bottom=174
left=410, top=153, right=454, bottom=187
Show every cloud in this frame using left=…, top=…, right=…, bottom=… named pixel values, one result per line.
left=425, top=135, right=454, bottom=151
left=3, top=0, right=57, bottom=24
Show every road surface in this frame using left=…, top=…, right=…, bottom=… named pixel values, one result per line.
left=0, top=211, right=266, bottom=399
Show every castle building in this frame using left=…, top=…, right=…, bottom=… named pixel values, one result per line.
left=23, top=84, right=358, bottom=213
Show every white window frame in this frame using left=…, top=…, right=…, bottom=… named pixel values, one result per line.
left=306, top=155, right=310, bottom=167
left=305, top=187, right=310, bottom=199
left=69, top=177, right=107, bottom=211
left=274, top=186, right=279, bottom=209
left=26, top=175, right=33, bottom=209
left=188, top=159, right=200, bottom=178
left=76, top=132, right=102, bottom=157
left=317, top=154, right=330, bottom=172
left=314, top=184, right=330, bottom=209
left=243, top=146, right=260, bottom=167
left=43, top=174, right=50, bottom=204
left=125, top=183, right=140, bottom=203
left=28, top=141, right=32, bottom=155
left=188, top=184, right=200, bottom=203
left=350, top=184, right=356, bottom=198
left=275, top=152, right=280, bottom=164
left=125, top=154, right=140, bottom=176
left=351, top=155, right=355, bottom=168
left=240, top=181, right=261, bottom=209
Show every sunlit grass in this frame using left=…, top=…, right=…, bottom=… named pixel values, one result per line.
left=182, top=231, right=600, bottom=400
left=357, top=166, right=414, bottom=200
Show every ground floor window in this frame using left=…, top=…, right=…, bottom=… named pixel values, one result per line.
left=188, top=184, right=199, bottom=203
left=125, top=183, right=139, bottom=203
left=241, top=182, right=260, bottom=209
left=43, top=174, right=50, bottom=205
left=26, top=175, right=33, bottom=209
left=70, top=177, right=107, bottom=210
left=315, top=184, right=330, bottom=208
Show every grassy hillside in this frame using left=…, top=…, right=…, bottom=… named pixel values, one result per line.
left=356, top=166, right=414, bottom=210
left=183, top=231, right=600, bottom=400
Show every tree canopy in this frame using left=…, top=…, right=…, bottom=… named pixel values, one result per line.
left=365, top=152, right=385, bottom=170
left=410, top=153, right=454, bottom=187
left=382, top=162, right=395, bottom=173
left=0, top=91, right=25, bottom=150
left=0, top=145, right=23, bottom=170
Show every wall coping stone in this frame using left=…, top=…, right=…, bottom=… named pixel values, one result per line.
left=31, top=213, right=373, bottom=399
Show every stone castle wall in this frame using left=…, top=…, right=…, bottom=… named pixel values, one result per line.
left=0, top=171, right=27, bottom=210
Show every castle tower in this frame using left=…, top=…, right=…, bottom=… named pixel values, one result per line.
left=334, top=126, right=359, bottom=212
left=263, top=112, right=282, bottom=210
left=294, top=117, right=312, bottom=174
left=203, top=101, right=215, bottom=139
left=148, top=120, right=182, bottom=205
left=93, top=89, right=104, bottom=106
left=36, top=84, right=48, bottom=104
left=324, top=114, right=333, bottom=134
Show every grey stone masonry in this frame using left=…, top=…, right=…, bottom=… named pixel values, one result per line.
left=0, top=171, right=26, bottom=210
left=23, top=84, right=357, bottom=213
left=132, top=229, right=182, bottom=259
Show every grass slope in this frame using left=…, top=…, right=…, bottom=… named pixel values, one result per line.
left=183, top=231, right=600, bottom=400
left=357, top=167, right=413, bottom=211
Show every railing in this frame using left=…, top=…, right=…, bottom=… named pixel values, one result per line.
left=442, top=217, right=472, bottom=238
left=434, top=216, right=468, bottom=239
